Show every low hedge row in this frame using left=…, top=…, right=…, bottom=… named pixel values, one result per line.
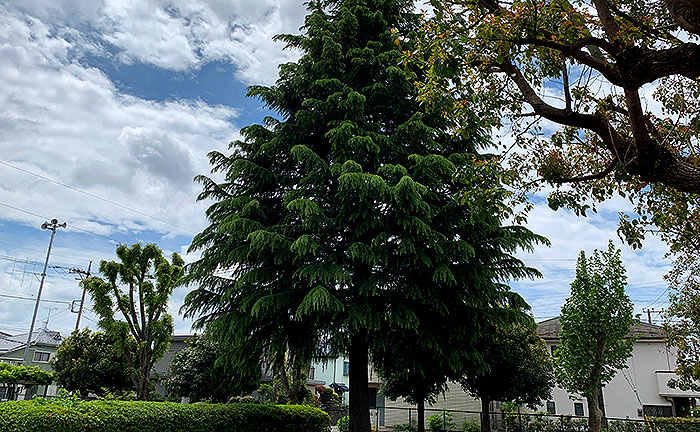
left=0, top=400, right=331, bottom=432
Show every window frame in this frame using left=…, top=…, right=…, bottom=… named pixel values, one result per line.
left=32, top=351, right=51, bottom=363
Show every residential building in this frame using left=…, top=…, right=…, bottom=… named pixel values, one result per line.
left=152, top=334, right=193, bottom=398
left=312, top=357, right=381, bottom=405
left=0, top=328, right=62, bottom=399
left=536, top=317, right=699, bottom=419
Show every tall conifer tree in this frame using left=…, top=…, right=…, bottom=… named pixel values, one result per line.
left=183, top=1, right=546, bottom=431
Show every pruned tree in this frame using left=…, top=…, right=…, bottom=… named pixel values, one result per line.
left=51, top=329, right=131, bottom=397
left=83, top=243, right=184, bottom=400
left=413, top=0, right=700, bottom=254
left=182, top=1, right=546, bottom=431
left=555, top=241, right=635, bottom=432
left=461, top=319, right=554, bottom=432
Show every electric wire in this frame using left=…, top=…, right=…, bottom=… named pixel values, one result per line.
left=0, top=160, right=196, bottom=234
left=0, top=201, right=121, bottom=244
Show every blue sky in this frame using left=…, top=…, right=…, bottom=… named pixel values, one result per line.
left=0, top=0, right=671, bottom=338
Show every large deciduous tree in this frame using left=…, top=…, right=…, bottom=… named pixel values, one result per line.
left=51, top=329, right=131, bottom=397
left=182, top=1, right=545, bottom=431
left=415, top=0, right=700, bottom=255
left=461, top=319, right=554, bottom=432
left=84, top=243, right=184, bottom=401
left=555, top=241, right=635, bottom=432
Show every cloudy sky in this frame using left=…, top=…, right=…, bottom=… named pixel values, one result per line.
left=0, top=0, right=671, bottom=339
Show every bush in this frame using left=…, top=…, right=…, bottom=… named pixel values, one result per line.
left=428, top=410, right=455, bottom=432
left=337, top=415, right=349, bottom=432
left=463, top=420, right=480, bottom=432
left=0, top=399, right=331, bottom=432
left=393, top=420, right=417, bottom=432
left=647, top=417, right=700, bottom=432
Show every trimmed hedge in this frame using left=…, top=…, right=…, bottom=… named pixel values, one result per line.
left=0, top=400, right=331, bottom=432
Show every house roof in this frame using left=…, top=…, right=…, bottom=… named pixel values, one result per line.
left=0, top=328, right=62, bottom=354
left=536, top=317, right=665, bottom=341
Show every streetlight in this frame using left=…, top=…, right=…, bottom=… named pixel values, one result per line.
left=22, top=218, right=66, bottom=366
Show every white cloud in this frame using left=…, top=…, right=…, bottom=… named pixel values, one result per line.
left=4, top=0, right=307, bottom=85
left=0, top=8, right=239, bottom=237
left=513, top=200, right=671, bottom=321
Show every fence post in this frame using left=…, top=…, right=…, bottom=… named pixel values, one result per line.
left=376, top=408, right=379, bottom=431
left=518, top=409, right=522, bottom=432
left=409, top=408, right=412, bottom=431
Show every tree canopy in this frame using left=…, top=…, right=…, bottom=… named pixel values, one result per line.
left=461, top=320, right=554, bottom=432
left=51, top=329, right=131, bottom=397
left=165, top=334, right=235, bottom=402
left=83, top=243, right=184, bottom=400
left=182, top=1, right=545, bottom=431
left=0, top=363, right=52, bottom=386
left=414, top=0, right=700, bottom=255
left=555, top=241, right=635, bottom=432
left=664, top=254, right=700, bottom=392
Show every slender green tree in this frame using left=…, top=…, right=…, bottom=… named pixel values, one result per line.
left=555, top=241, right=635, bottom=432
left=51, top=329, right=132, bottom=397
left=83, top=243, right=184, bottom=400
left=664, top=252, right=700, bottom=392
left=183, top=1, right=545, bottom=431
left=461, top=319, right=554, bottom=432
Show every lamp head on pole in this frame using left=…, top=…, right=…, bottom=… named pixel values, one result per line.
left=41, top=219, right=67, bottom=231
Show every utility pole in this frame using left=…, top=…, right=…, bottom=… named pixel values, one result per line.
left=71, top=260, right=92, bottom=330
left=642, top=308, right=666, bottom=325
left=23, top=218, right=66, bottom=366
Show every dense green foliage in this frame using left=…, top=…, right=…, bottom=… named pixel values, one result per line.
left=83, top=243, right=184, bottom=400
left=51, top=329, right=131, bottom=397
left=414, top=0, right=700, bottom=256
left=183, top=1, right=545, bottom=430
left=0, top=363, right=52, bottom=385
left=665, top=253, right=700, bottom=391
left=502, top=415, right=700, bottom=432
left=165, top=335, right=235, bottom=402
left=461, top=321, right=554, bottom=432
left=555, top=241, right=635, bottom=432
left=0, top=399, right=331, bottom=432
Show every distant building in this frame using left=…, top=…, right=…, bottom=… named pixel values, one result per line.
left=536, top=317, right=700, bottom=419
left=152, top=334, right=193, bottom=398
left=0, top=328, right=62, bottom=400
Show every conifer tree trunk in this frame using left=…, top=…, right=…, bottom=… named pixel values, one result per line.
left=481, top=398, right=491, bottom=432
left=417, top=399, right=425, bottom=432
left=349, top=333, right=371, bottom=432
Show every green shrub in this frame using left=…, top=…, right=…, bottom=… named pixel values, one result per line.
left=648, top=416, right=700, bottom=432
left=0, top=399, right=331, bottom=432
left=393, top=420, right=417, bottom=431
left=428, top=410, right=455, bottom=432
left=337, top=415, right=349, bottom=432
left=463, top=419, right=480, bottom=432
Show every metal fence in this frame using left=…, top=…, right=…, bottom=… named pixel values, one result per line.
left=362, top=406, right=700, bottom=432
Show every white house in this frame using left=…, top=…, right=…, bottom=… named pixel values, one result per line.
left=535, top=317, right=700, bottom=419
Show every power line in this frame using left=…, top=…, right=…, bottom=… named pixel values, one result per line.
left=0, top=201, right=121, bottom=244
left=0, top=160, right=196, bottom=234
left=0, top=292, right=71, bottom=305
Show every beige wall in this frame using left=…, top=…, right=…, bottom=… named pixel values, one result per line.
left=537, top=339, right=677, bottom=419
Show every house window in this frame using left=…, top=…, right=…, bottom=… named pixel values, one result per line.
left=309, top=366, right=315, bottom=380
left=343, top=361, right=349, bottom=376
left=546, top=401, right=556, bottom=414
left=550, top=345, right=558, bottom=356
left=643, top=405, right=673, bottom=417
left=574, top=402, right=584, bottom=416
left=33, top=351, right=50, bottom=363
